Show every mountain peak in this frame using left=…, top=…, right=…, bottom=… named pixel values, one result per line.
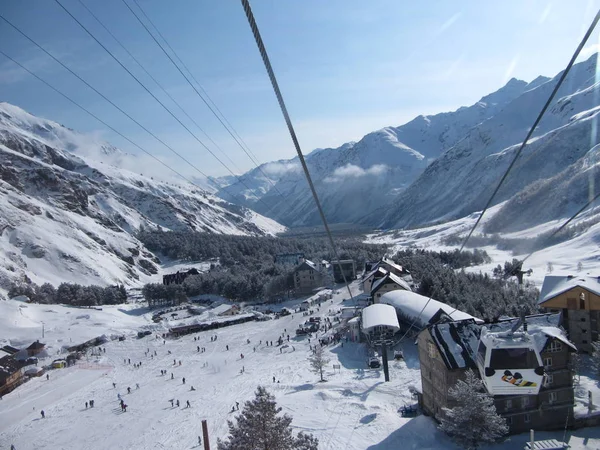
left=479, top=77, right=528, bottom=106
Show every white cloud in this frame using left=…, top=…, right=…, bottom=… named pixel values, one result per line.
left=581, top=44, right=600, bottom=60
left=261, top=161, right=301, bottom=176
left=324, top=163, right=387, bottom=183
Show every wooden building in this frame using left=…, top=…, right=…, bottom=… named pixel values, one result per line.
left=538, top=275, right=600, bottom=353
left=0, top=355, right=23, bottom=396
left=417, top=314, right=576, bottom=435
left=27, top=340, right=45, bottom=357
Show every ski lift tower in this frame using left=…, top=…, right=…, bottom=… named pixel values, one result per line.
left=361, top=304, right=400, bottom=382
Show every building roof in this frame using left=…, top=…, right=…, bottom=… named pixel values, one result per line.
left=295, top=259, right=318, bottom=272
left=381, top=257, right=407, bottom=274
left=27, top=341, right=45, bottom=350
left=538, top=274, right=600, bottom=305
left=2, top=345, right=20, bottom=355
left=380, top=290, right=483, bottom=329
left=361, top=304, right=400, bottom=332
left=0, top=355, right=21, bottom=379
left=362, top=266, right=387, bottom=282
left=426, top=313, right=575, bottom=371
left=371, top=272, right=412, bottom=295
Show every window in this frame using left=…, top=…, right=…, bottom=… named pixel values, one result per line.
left=544, top=374, right=554, bottom=387
left=427, top=341, right=437, bottom=359
left=521, top=396, right=530, bottom=408
left=505, top=399, right=513, bottom=409
left=549, top=392, right=558, bottom=403
left=547, top=341, right=562, bottom=353
left=581, top=317, right=587, bottom=322
left=524, top=413, right=531, bottom=423
left=477, top=341, right=487, bottom=364
left=543, top=357, right=552, bottom=368
left=580, top=298, right=586, bottom=310
left=489, top=348, right=538, bottom=370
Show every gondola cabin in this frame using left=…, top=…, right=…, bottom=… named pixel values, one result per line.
left=476, top=327, right=544, bottom=396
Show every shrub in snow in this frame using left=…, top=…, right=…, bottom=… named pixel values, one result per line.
left=217, top=386, right=318, bottom=450
left=308, top=345, right=330, bottom=382
left=439, top=370, right=508, bottom=449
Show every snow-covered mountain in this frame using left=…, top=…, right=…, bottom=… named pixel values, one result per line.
left=0, top=103, right=285, bottom=292
left=379, top=54, right=600, bottom=230
left=215, top=77, right=542, bottom=227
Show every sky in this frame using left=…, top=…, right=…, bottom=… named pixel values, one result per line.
left=0, top=0, right=599, bottom=179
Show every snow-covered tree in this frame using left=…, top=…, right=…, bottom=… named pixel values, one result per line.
left=217, top=386, right=318, bottom=450
left=308, top=345, right=330, bottom=382
left=439, top=370, right=508, bottom=449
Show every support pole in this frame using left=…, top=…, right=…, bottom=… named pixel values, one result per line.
left=530, top=429, right=534, bottom=449
left=202, top=419, right=210, bottom=450
left=381, top=343, right=390, bottom=382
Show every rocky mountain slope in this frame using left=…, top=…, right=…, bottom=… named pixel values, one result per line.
left=380, top=54, right=600, bottom=230
left=216, top=77, right=544, bottom=227
left=0, top=103, right=285, bottom=293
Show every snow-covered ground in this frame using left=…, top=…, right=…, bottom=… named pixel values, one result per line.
left=2, top=283, right=600, bottom=450
left=365, top=203, right=600, bottom=289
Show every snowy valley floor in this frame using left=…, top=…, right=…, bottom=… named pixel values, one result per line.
left=2, top=283, right=600, bottom=449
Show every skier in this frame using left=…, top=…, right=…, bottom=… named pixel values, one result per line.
left=240, top=353, right=244, bottom=359
left=253, top=347, right=256, bottom=353
left=176, top=400, right=180, bottom=407
left=198, top=436, right=202, bottom=446
left=170, top=399, right=174, bottom=407
left=182, top=377, right=186, bottom=385
left=174, top=359, right=176, bottom=365
left=136, top=383, right=140, bottom=389
left=123, top=404, right=127, bottom=412
left=186, top=400, right=190, bottom=408
left=118, top=393, right=121, bottom=400
left=179, top=360, right=181, bottom=366
left=128, top=358, right=131, bottom=364
left=46, top=374, right=49, bottom=381
left=246, top=339, right=250, bottom=344
left=113, top=382, right=116, bottom=388
left=197, top=346, right=200, bottom=352
left=236, top=401, right=239, bottom=410
left=226, top=345, right=229, bottom=351
left=127, top=387, right=131, bottom=394
left=171, top=373, right=174, bottom=380
left=190, top=386, right=196, bottom=391
left=273, top=376, right=276, bottom=383
left=40, top=410, right=45, bottom=419
left=85, top=401, right=88, bottom=409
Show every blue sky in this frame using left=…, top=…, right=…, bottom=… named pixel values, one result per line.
left=1, top=0, right=599, bottom=178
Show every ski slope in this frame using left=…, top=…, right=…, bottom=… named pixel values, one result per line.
left=2, top=283, right=600, bottom=449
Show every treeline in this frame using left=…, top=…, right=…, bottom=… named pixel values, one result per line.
left=393, top=249, right=538, bottom=318
left=137, top=230, right=387, bottom=303
left=137, top=230, right=387, bottom=269
left=8, top=282, right=127, bottom=306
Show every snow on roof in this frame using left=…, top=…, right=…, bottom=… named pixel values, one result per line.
left=381, top=257, right=405, bottom=273
left=209, top=304, right=234, bottom=315
left=361, top=304, right=400, bottom=332
left=371, top=272, right=412, bottom=294
left=538, top=274, right=600, bottom=305
left=427, top=313, right=575, bottom=371
left=380, top=290, right=482, bottom=328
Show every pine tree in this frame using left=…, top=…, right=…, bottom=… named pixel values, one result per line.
left=308, top=345, right=330, bottom=382
left=217, top=386, right=318, bottom=450
left=439, top=370, right=508, bottom=449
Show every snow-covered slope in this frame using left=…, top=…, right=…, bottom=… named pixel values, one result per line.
left=0, top=103, right=285, bottom=292
left=216, top=79, right=533, bottom=227
left=380, top=54, right=600, bottom=229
